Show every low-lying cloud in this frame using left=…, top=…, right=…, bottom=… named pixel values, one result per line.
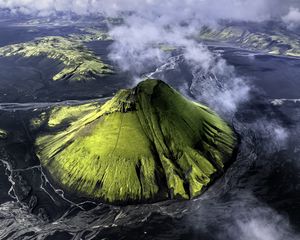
left=231, top=202, right=299, bottom=240
left=105, top=1, right=255, bottom=114
left=186, top=192, right=299, bottom=240
left=282, top=7, right=300, bottom=29
left=0, top=0, right=299, bottom=22
left=0, top=0, right=298, bottom=114
left=189, top=61, right=250, bottom=115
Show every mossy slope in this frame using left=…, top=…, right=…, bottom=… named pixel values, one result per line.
left=0, top=36, right=113, bottom=82
left=35, top=79, right=236, bottom=203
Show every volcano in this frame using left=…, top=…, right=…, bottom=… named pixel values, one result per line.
left=35, top=79, right=236, bottom=203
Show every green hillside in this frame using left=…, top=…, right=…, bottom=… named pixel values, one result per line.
left=35, top=79, right=236, bottom=203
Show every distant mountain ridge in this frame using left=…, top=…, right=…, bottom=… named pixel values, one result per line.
left=198, top=21, right=300, bottom=57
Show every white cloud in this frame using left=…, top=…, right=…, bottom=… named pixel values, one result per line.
left=0, top=0, right=296, bottom=114
left=235, top=206, right=299, bottom=240
left=0, top=0, right=294, bottom=22
left=274, top=126, right=289, bottom=143
left=282, top=7, right=300, bottom=29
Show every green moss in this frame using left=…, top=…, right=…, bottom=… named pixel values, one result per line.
left=0, top=36, right=113, bottom=82
left=35, top=79, right=236, bottom=203
left=0, top=129, right=8, bottom=139
left=69, top=28, right=112, bottom=42
left=47, top=102, right=101, bottom=127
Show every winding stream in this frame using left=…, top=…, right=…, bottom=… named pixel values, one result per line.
left=0, top=48, right=299, bottom=240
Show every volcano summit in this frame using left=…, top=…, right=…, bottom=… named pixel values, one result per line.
left=35, top=79, right=236, bottom=203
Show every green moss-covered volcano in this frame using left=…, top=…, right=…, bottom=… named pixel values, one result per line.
left=35, top=79, right=236, bottom=203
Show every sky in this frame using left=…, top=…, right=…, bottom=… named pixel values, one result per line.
left=0, top=0, right=296, bottom=18
left=0, top=0, right=299, bottom=22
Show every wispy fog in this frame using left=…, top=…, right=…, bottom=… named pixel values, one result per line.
left=0, top=1, right=295, bottom=132
left=283, top=7, right=300, bottom=29
left=1, top=0, right=299, bottom=113
left=0, top=0, right=299, bottom=21
left=220, top=194, right=299, bottom=240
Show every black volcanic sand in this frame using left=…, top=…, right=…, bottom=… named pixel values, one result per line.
left=0, top=37, right=299, bottom=238
left=0, top=88, right=299, bottom=239
left=0, top=109, right=70, bottom=221
left=0, top=54, right=131, bottom=103
left=0, top=22, right=131, bottom=103
left=0, top=22, right=90, bottom=47
left=85, top=40, right=114, bottom=64
left=208, top=45, right=300, bottom=99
